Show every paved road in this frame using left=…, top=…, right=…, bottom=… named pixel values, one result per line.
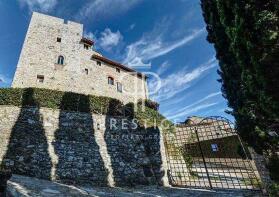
left=7, top=175, right=262, bottom=197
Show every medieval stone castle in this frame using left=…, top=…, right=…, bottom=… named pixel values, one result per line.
left=12, top=12, right=149, bottom=103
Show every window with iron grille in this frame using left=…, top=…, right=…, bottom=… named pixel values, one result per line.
left=117, top=82, right=123, bottom=92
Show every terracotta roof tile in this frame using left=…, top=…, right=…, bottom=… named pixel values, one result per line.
left=81, top=37, right=94, bottom=46
left=92, top=54, right=147, bottom=79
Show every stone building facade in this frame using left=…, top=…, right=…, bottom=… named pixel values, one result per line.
left=12, top=12, right=148, bottom=103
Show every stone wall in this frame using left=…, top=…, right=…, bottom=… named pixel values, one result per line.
left=12, top=12, right=148, bottom=104
left=249, top=148, right=272, bottom=193
left=0, top=106, right=169, bottom=187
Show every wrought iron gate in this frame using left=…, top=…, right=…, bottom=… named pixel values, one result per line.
left=164, top=116, right=261, bottom=190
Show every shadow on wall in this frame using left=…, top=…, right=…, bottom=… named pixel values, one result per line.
left=144, top=127, right=165, bottom=185
left=0, top=90, right=165, bottom=186
left=53, top=93, right=108, bottom=186
left=104, top=101, right=165, bottom=186
left=1, top=88, right=52, bottom=179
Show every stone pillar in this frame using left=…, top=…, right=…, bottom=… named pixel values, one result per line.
left=159, top=130, right=170, bottom=187
left=249, top=147, right=272, bottom=194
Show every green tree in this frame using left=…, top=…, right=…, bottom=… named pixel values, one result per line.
left=201, top=0, right=279, bottom=186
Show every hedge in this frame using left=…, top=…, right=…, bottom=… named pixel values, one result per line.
left=137, top=99, right=159, bottom=111
left=0, top=88, right=123, bottom=115
left=0, top=88, right=173, bottom=130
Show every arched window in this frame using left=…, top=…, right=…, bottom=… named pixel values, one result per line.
left=57, top=55, right=64, bottom=65
left=108, top=77, right=114, bottom=85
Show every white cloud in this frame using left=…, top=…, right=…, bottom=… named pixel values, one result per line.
left=149, top=58, right=217, bottom=102
left=130, top=24, right=136, bottom=30
left=128, top=57, right=151, bottom=68
left=18, top=0, right=57, bottom=12
left=77, top=0, right=142, bottom=21
left=123, top=28, right=205, bottom=68
left=84, top=31, right=96, bottom=41
left=164, top=91, right=221, bottom=116
left=0, top=73, right=12, bottom=87
left=99, top=28, right=123, bottom=51
left=156, top=61, right=170, bottom=75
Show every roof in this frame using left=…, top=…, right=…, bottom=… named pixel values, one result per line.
left=184, top=116, right=204, bottom=125
left=81, top=37, right=94, bottom=46
left=92, top=54, right=147, bottom=79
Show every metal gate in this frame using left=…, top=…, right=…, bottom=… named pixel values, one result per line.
left=164, top=116, right=261, bottom=190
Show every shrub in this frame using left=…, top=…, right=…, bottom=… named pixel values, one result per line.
left=267, top=154, right=279, bottom=182
left=269, top=183, right=279, bottom=197
left=124, top=102, right=135, bottom=118
left=0, top=88, right=173, bottom=132
left=0, top=88, right=122, bottom=115
left=138, top=99, right=159, bottom=111
left=0, top=88, right=23, bottom=106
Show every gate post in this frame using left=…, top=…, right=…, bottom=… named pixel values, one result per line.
left=160, top=130, right=171, bottom=186
left=194, top=127, right=213, bottom=189
left=0, top=170, right=12, bottom=197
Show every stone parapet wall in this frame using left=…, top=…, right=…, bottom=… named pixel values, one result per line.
left=249, top=148, right=272, bottom=193
left=0, top=106, right=168, bottom=186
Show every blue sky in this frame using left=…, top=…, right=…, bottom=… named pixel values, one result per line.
left=0, top=0, right=232, bottom=122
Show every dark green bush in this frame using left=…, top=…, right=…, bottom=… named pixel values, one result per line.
left=0, top=88, right=23, bottom=106
left=0, top=88, right=123, bottom=115
left=269, top=183, right=279, bottom=197
left=138, top=99, right=159, bottom=111
left=268, top=154, right=279, bottom=182
left=124, top=102, right=135, bottom=118
left=0, top=88, right=173, bottom=132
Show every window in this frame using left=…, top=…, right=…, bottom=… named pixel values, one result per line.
left=57, top=37, right=61, bottom=42
left=37, top=75, right=44, bottom=83
left=211, top=144, right=218, bottom=152
left=97, top=61, right=101, bottom=66
left=84, top=44, right=89, bottom=50
left=117, top=82, right=123, bottom=92
left=57, top=55, right=64, bottom=65
left=116, top=68, right=120, bottom=73
left=108, top=77, right=114, bottom=85
left=85, top=68, right=89, bottom=75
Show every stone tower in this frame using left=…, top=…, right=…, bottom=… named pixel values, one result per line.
left=12, top=12, right=148, bottom=103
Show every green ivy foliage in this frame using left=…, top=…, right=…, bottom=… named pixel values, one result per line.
left=0, top=88, right=122, bottom=115
left=201, top=0, right=279, bottom=186
left=0, top=88, right=173, bottom=132
left=137, top=99, right=160, bottom=111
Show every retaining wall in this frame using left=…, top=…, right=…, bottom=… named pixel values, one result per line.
left=0, top=106, right=169, bottom=186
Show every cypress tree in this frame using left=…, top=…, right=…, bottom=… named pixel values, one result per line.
left=201, top=0, right=279, bottom=185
